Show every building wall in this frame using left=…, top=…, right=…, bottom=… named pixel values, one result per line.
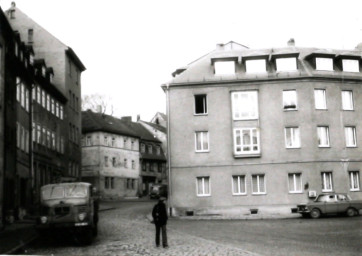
left=82, top=132, right=140, bottom=199
left=0, top=21, right=5, bottom=227
left=168, top=78, right=362, bottom=215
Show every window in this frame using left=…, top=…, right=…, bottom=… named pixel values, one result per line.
left=111, top=137, right=116, bottom=147
left=349, top=171, right=360, bottom=191
left=124, top=159, right=128, bottom=168
left=16, top=79, right=20, bottom=102
left=341, top=90, right=354, bottom=110
left=285, top=127, right=300, bottom=148
left=37, top=125, right=41, bottom=144
left=28, top=29, right=33, bottom=44
left=112, top=157, right=116, bottom=167
left=16, top=123, right=20, bottom=148
left=60, top=106, right=63, bottom=120
left=231, top=91, right=258, bottom=120
left=42, top=90, right=46, bottom=108
left=131, top=140, right=134, bottom=150
left=37, top=87, right=41, bottom=104
left=283, top=90, right=297, bottom=110
left=51, top=99, right=55, bottom=114
left=317, top=126, right=330, bottom=147
left=314, top=89, right=327, bottom=109
left=214, top=61, right=235, bottom=75
left=56, top=102, right=59, bottom=117
left=196, top=176, right=210, bottom=196
left=86, top=136, right=92, bottom=146
left=141, top=144, right=145, bottom=153
left=288, top=173, right=302, bottom=193
left=104, top=156, right=108, bottom=167
left=321, top=172, right=333, bottom=192
left=110, top=177, right=114, bottom=189
left=21, top=84, right=25, bottom=107
left=245, top=59, right=266, bottom=73
left=345, top=126, right=357, bottom=147
left=104, top=136, right=108, bottom=146
left=252, top=174, right=266, bottom=194
left=234, top=128, right=260, bottom=155
left=105, top=177, right=109, bottom=189
left=195, top=131, right=209, bottom=152
left=232, top=175, right=246, bottom=195
left=156, top=146, right=161, bottom=155
left=132, top=160, right=135, bottom=169
left=316, top=58, right=333, bottom=71
left=46, top=94, right=50, bottom=111
left=25, top=89, right=29, bottom=112
left=148, top=145, right=153, bottom=154
left=194, top=94, right=207, bottom=115
left=342, top=59, right=359, bottom=72
left=276, top=57, right=297, bottom=71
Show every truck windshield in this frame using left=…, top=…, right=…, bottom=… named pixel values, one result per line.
left=42, top=184, right=88, bottom=200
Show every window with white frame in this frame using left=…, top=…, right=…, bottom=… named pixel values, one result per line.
left=231, top=91, right=258, bottom=120
left=214, top=61, right=235, bottom=75
left=276, top=57, right=297, bottom=71
left=234, top=128, right=260, bottom=155
left=104, top=156, right=108, bottom=167
left=195, top=131, right=209, bottom=152
left=21, top=84, right=25, bottom=107
left=345, top=126, right=357, bottom=147
left=317, top=126, right=330, bottom=147
left=232, top=175, right=246, bottom=195
left=321, top=172, right=333, bottom=192
left=316, top=58, right=333, bottom=71
left=349, top=171, right=360, bottom=191
left=37, top=86, right=41, bottom=104
left=42, top=90, right=46, bottom=108
left=285, top=127, right=300, bottom=148
left=111, top=137, right=116, bottom=147
left=341, top=90, right=354, bottom=110
left=288, top=173, right=302, bottom=193
left=314, top=89, right=327, bottom=109
left=245, top=59, right=267, bottom=73
left=252, top=174, right=266, bottom=194
left=194, top=94, right=207, bottom=115
left=283, top=90, right=297, bottom=110
left=25, top=89, right=29, bottom=112
left=342, top=59, right=359, bottom=72
left=104, top=136, right=108, bottom=146
left=46, top=94, right=50, bottom=111
left=196, top=176, right=210, bottom=196
left=60, top=105, right=63, bottom=120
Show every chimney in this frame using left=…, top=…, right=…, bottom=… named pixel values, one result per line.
left=287, top=38, right=295, bottom=47
left=11, top=2, right=16, bottom=8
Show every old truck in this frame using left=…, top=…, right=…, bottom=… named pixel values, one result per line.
left=297, top=193, right=362, bottom=219
left=36, top=182, right=99, bottom=244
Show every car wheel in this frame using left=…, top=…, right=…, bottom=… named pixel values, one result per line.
left=310, top=208, right=321, bottom=219
left=346, top=208, right=356, bottom=217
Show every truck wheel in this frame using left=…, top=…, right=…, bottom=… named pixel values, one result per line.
left=346, top=208, right=356, bottom=217
left=310, top=208, right=321, bottom=219
left=78, top=227, right=93, bottom=245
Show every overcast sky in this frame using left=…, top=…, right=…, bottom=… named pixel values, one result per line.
left=1, top=0, right=362, bottom=121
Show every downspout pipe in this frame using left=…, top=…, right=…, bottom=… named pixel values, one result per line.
left=163, top=83, right=172, bottom=216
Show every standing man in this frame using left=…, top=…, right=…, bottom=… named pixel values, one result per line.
left=152, top=197, right=168, bottom=248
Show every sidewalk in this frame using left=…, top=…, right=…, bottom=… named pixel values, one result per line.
left=0, top=218, right=38, bottom=255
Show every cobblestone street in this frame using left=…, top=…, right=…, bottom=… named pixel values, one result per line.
left=25, top=202, right=260, bottom=256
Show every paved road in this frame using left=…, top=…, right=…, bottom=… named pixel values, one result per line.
left=23, top=201, right=361, bottom=256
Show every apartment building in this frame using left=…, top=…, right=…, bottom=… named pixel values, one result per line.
left=163, top=40, right=362, bottom=216
left=6, top=3, right=85, bottom=182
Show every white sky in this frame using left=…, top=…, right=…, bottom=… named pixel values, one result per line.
left=1, top=0, right=362, bottom=121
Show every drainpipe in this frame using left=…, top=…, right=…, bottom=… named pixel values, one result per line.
left=164, top=83, right=172, bottom=216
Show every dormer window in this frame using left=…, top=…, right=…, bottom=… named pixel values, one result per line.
left=28, top=54, right=34, bottom=65
left=276, top=57, right=297, bottom=72
left=245, top=59, right=267, bottom=73
left=316, top=58, right=333, bottom=71
left=342, top=59, right=359, bottom=72
left=41, top=66, right=46, bottom=77
left=214, top=61, right=235, bottom=75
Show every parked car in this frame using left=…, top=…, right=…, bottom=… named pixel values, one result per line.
left=149, top=184, right=168, bottom=199
left=297, top=193, right=362, bottom=219
left=36, top=182, right=99, bottom=244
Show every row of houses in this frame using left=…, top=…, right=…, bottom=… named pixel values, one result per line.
left=81, top=110, right=167, bottom=199
left=163, top=40, right=362, bottom=216
left=0, top=3, right=85, bottom=227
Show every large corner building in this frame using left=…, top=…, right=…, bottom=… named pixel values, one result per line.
left=163, top=40, right=362, bottom=216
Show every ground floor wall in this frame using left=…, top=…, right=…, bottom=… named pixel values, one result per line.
left=169, top=161, right=362, bottom=216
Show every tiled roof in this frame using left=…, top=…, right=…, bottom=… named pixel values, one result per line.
left=81, top=110, right=139, bottom=138
left=141, top=121, right=167, bottom=134
left=122, top=120, right=161, bottom=143
left=167, top=42, right=362, bottom=85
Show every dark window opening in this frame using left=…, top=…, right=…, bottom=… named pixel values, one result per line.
left=195, top=94, right=207, bottom=114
